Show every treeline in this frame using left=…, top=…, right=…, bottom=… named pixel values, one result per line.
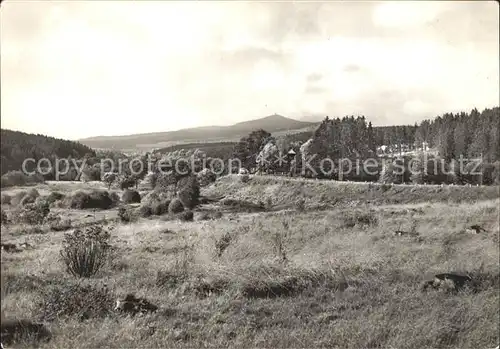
left=416, top=107, right=499, bottom=162
left=155, top=142, right=236, bottom=161
left=0, top=129, right=95, bottom=175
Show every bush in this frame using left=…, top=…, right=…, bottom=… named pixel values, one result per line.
left=17, top=201, right=50, bottom=225
left=178, top=210, right=194, bottom=222
left=1, top=194, right=11, bottom=205
left=45, top=191, right=65, bottom=205
left=138, top=204, right=153, bottom=218
left=1, top=209, right=9, bottom=225
left=121, top=189, right=141, bottom=204
left=342, top=210, right=379, bottom=228
left=197, top=168, right=217, bottom=187
left=151, top=200, right=170, bottom=215
left=66, top=190, right=115, bottom=210
left=12, top=188, right=40, bottom=207
left=119, top=176, right=136, bottom=190
left=20, top=192, right=40, bottom=207
left=168, top=198, right=184, bottom=214
left=177, top=175, right=200, bottom=210
left=198, top=211, right=223, bottom=221
left=239, top=173, right=250, bottom=183
left=215, top=232, right=232, bottom=258
left=118, top=206, right=137, bottom=223
left=60, top=225, right=112, bottom=278
left=40, top=282, right=114, bottom=321
left=0, top=170, right=44, bottom=188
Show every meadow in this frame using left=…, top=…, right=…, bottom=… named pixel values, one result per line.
left=1, top=176, right=499, bottom=348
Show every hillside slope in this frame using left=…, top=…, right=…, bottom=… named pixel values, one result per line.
left=79, top=114, right=315, bottom=151
left=0, top=129, right=95, bottom=174
left=203, top=175, right=500, bottom=209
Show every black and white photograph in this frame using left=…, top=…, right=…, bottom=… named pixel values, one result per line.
left=0, top=1, right=499, bottom=348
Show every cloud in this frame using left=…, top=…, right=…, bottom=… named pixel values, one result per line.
left=0, top=1, right=498, bottom=139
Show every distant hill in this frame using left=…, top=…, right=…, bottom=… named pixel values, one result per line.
left=155, top=141, right=237, bottom=160
left=79, top=114, right=316, bottom=151
left=1, top=129, right=95, bottom=175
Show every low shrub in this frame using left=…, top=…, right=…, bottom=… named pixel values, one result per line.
left=118, top=206, right=137, bottom=223
left=214, top=232, right=232, bottom=258
left=60, top=224, right=112, bottom=278
left=1, top=194, right=11, bottom=205
left=342, top=210, right=379, bottom=228
left=178, top=210, right=194, bottom=222
left=239, top=173, right=250, bottom=183
left=1, top=209, right=9, bottom=225
left=45, top=191, right=65, bottom=205
left=40, top=282, right=115, bottom=321
left=177, top=175, right=200, bottom=210
left=45, top=212, right=72, bottom=231
left=198, top=211, right=223, bottom=221
left=168, top=198, right=184, bottom=214
left=17, top=201, right=50, bottom=225
left=12, top=188, right=40, bottom=207
left=121, top=189, right=141, bottom=204
left=0, top=170, right=44, bottom=188
left=138, top=204, right=153, bottom=218
left=151, top=200, right=170, bottom=215
left=66, top=190, right=115, bottom=210
left=197, top=168, right=217, bottom=187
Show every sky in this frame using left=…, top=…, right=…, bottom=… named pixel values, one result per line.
left=1, top=1, right=498, bottom=140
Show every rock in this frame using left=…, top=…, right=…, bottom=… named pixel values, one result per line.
left=422, top=272, right=472, bottom=292
left=0, top=243, right=20, bottom=253
left=0, top=319, right=51, bottom=345
left=466, top=225, right=487, bottom=234
left=114, top=294, right=158, bottom=315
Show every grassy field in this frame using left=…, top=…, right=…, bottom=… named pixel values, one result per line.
left=1, top=176, right=499, bottom=348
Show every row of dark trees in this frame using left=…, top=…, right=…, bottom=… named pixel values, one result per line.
left=229, top=107, right=499, bottom=184
left=419, top=107, right=499, bottom=163
left=0, top=129, right=95, bottom=175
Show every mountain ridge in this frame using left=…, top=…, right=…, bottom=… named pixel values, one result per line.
left=78, top=114, right=316, bottom=150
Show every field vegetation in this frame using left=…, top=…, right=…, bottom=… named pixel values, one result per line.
left=1, top=175, right=499, bottom=348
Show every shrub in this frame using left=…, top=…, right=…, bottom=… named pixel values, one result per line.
left=295, top=198, right=306, bottom=212
left=177, top=175, right=200, bottom=210
left=60, top=225, right=112, bottom=278
left=10, top=191, right=27, bottom=206
left=45, top=212, right=72, bottom=231
left=178, top=210, right=194, bottom=222
left=109, top=191, right=120, bottom=204
left=197, top=168, right=217, bottom=187
left=121, top=189, right=141, bottom=204
left=17, top=201, right=50, bottom=225
left=0, top=170, right=44, bottom=188
left=1, top=194, right=11, bottom=205
left=151, top=200, right=170, bottom=215
left=239, top=173, right=250, bottom=183
left=214, top=232, right=232, bottom=258
left=198, top=211, right=222, bottom=221
left=66, top=190, right=115, bottom=210
left=119, top=176, right=136, bottom=190
left=40, top=282, right=115, bottom=321
left=13, top=188, right=40, bottom=207
left=118, top=206, right=137, bottom=223
left=102, top=172, right=117, bottom=190
left=1, top=209, right=9, bottom=225
left=138, top=204, right=153, bottom=218
left=342, top=210, right=379, bottom=228
left=45, top=191, right=65, bottom=205
left=168, top=198, right=184, bottom=214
